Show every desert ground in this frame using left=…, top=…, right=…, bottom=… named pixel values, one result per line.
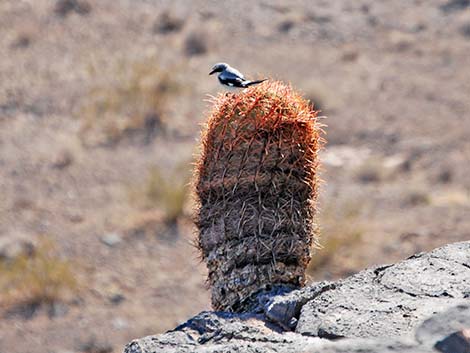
left=0, top=0, right=469, bottom=352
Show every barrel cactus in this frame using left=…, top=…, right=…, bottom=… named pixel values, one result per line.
left=194, top=81, right=323, bottom=312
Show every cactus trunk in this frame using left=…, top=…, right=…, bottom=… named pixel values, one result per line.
left=195, top=81, right=323, bottom=312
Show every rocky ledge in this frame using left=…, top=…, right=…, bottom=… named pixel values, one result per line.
left=124, top=241, right=470, bottom=353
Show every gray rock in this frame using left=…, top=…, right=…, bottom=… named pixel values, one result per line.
left=123, top=241, right=470, bottom=353
left=124, top=312, right=432, bottom=353
left=100, top=233, right=122, bottom=247
left=109, top=293, right=126, bottom=305
left=54, top=0, right=91, bottom=17
left=296, top=241, right=470, bottom=339
left=440, top=0, right=470, bottom=13
left=0, top=234, right=36, bottom=260
left=48, top=302, right=69, bottom=318
left=415, top=304, right=470, bottom=347
left=124, top=311, right=325, bottom=353
left=112, top=317, right=129, bottom=330
left=263, top=281, right=336, bottom=330
left=434, top=330, right=470, bottom=353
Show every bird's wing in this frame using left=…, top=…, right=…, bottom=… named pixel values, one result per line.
left=219, top=70, right=247, bottom=87
left=225, top=66, right=245, bottom=79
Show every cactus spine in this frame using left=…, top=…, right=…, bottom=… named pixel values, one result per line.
left=195, top=81, right=322, bottom=312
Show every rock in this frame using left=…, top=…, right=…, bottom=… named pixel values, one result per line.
left=415, top=305, right=470, bottom=347
left=112, top=318, right=129, bottom=330
left=277, top=19, right=295, bottom=33
left=296, top=242, right=470, bottom=338
left=263, top=281, right=336, bottom=330
left=124, top=311, right=430, bottom=353
left=0, top=234, right=36, bottom=261
left=124, top=242, right=470, bottom=353
left=341, top=47, right=359, bottom=62
left=10, top=33, right=31, bottom=49
left=54, top=0, right=91, bottom=17
left=440, top=0, right=470, bottom=13
left=124, top=311, right=323, bottom=353
left=100, top=233, right=122, bottom=247
left=434, top=330, right=470, bottom=353
left=109, top=293, right=126, bottom=305
left=48, top=302, right=69, bottom=318
left=51, top=150, right=73, bottom=169
left=322, top=146, right=371, bottom=168
left=460, top=23, right=470, bottom=38
left=388, top=31, right=414, bottom=52
left=67, top=211, right=84, bottom=223
left=383, top=154, right=407, bottom=170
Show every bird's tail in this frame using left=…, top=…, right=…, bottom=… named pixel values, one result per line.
left=244, top=79, right=268, bottom=87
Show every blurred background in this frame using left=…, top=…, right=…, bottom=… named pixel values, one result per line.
left=1, top=0, right=470, bottom=352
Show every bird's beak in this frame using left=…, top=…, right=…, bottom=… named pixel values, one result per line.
left=209, top=69, right=216, bottom=75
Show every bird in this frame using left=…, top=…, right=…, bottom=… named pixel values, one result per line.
left=209, top=63, right=267, bottom=89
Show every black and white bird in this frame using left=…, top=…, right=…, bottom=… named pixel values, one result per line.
left=209, top=63, right=267, bottom=89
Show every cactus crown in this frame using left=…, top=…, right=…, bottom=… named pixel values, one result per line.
left=194, top=80, right=323, bottom=312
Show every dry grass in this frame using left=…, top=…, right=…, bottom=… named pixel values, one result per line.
left=354, top=157, right=388, bottom=183
left=144, top=167, right=188, bottom=223
left=79, top=58, right=181, bottom=146
left=0, top=237, right=78, bottom=308
left=403, top=187, right=431, bottom=206
left=307, top=199, right=364, bottom=276
left=431, top=188, right=470, bottom=206
left=183, top=31, right=209, bottom=57
left=130, top=162, right=191, bottom=225
left=301, top=80, right=339, bottom=113
left=153, top=11, right=185, bottom=34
